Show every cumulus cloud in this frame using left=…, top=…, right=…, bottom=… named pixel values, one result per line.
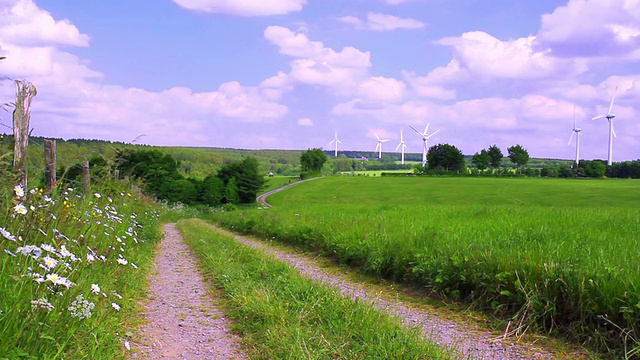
left=536, top=0, right=640, bottom=58
left=435, top=31, right=585, bottom=80
left=337, top=12, right=425, bottom=31
left=172, top=0, right=306, bottom=16
left=297, top=117, right=313, bottom=126
left=0, top=0, right=90, bottom=47
left=263, top=26, right=372, bottom=94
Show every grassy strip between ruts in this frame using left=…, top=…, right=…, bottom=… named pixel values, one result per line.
left=177, top=218, right=452, bottom=360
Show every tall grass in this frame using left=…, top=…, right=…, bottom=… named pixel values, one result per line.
left=0, top=177, right=165, bottom=358
left=178, top=218, right=451, bottom=359
left=210, top=176, right=640, bottom=355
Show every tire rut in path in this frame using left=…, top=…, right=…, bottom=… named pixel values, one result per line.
left=129, top=223, right=246, bottom=360
left=209, top=224, right=589, bottom=360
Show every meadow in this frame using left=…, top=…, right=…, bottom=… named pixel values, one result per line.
left=179, top=219, right=451, bottom=359
left=0, top=178, right=174, bottom=358
left=211, top=176, right=640, bottom=356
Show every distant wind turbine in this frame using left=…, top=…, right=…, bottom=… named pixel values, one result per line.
left=592, top=87, right=618, bottom=165
left=328, top=132, right=342, bottom=157
left=410, top=124, right=440, bottom=167
left=374, top=133, right=389, bottom=159
left=395, top=129, right=407, bottom=164
left=568, top=106, right=581, bottom=165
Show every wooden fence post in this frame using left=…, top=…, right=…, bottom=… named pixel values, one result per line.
left=82, top=161, right=90, bottom=195
left=44, top=139, right=56, bottom=192
left=12, top=80, right=37, bottom=195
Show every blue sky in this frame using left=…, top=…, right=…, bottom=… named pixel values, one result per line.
left=1, top=0, right=639, bottom=162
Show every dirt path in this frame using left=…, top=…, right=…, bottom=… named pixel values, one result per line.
left=209, top=223, right=589, bottom=360
left=256, top=177, right=320, bottom=208
left=129, top=223, right=246, bottom=359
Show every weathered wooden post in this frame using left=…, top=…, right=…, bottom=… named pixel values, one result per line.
left=114, top=169, right=120, bottom=181
left=82, top=160, right=90, bottom=195
left=12, top=80, right=37, bottom=195
left=44, top=139, right=56, bottom=192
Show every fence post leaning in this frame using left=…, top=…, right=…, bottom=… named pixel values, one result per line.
left=82, top=160, right=90, bottom=195
left=44, top=139, right=56, bottom=192
left=12, top=80, right=37, bottom=197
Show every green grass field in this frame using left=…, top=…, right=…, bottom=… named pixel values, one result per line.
left=211, top=176, right=640, bottom=356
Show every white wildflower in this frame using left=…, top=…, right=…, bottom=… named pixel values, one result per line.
left=111, top=302, right=121, bottom=311
left=0, top=227, right=16, bottom=242
left=116, top=258, right=128, bottom=265
left=68, top=295, right=95, bottom=320
left=14, top=185, right=25, bottom=198
left=42, top=255, right=58, bottom=269
left=90, top=283, right=101, bottom=294
left=31, top=298, right=54, bottom=312
left=13, top=203, right=27, bottom=215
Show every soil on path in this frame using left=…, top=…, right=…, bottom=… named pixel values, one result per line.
left=129, top=223, right=246, bottom=360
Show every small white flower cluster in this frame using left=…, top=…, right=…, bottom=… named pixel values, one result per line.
left=68, top=294, right=95, bottom=320
left=31, top=298, right=55, bottom=312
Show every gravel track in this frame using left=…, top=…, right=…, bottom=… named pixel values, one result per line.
left=129, top=223, right=246, bottom=360
left=210, top=224, right=580, bottom=360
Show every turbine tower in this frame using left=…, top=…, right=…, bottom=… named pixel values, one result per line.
left=410, top=124, right=440, bottom=167
left=328, top=132, right=342, bottom=157
left=395, top=129, right=407, bottom=165
left=592, top=88, right=617, bottom=166
left=568, top=106, right=581, bottom=165
left=374, top=133, right=389, bottom=159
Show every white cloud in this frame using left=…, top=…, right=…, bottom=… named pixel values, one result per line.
left=172, top=0, right=306, bottom=17
left=263, top=26, right=371, bottom=94
left=536, top=0, right=640, bottom=58
left=337, top=12, right=425, bottom=31
left=0, top=0, right=89, bottom=47
left=298, top=117, right=313, bottom=126
left=435, top=31, right=586, bottom=81
left=357, top=76, right=406, bottom=102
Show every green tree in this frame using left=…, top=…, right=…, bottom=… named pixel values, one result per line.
left=158, top=179, right=198, bottom=204
left=471, top=149, right=490, bottom=171
left=426, top=143, right=465, bottom=172
left=224, top=177, right=240, bottom=204
left=487, top=145, right=503, bottom=169
left=300, top=148, right=328, bottom=172
left=199, top=175, right=225, bottom=206
left=507, top=145, right=530, bottom=174
left=116, top=149, right=183, bottom=196
left=217, top=156, right=265, bottom=204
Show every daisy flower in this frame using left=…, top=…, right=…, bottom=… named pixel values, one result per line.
left=111, top=302, right=121, bottom=311
left=14, top=185, right=25, bottom=198
left=13, top=203, right=28, bottom=215
left=90, top=283, right=101, bottom=294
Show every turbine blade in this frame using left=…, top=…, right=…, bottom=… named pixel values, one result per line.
left=409, top=125, right=422, bottom=136
left=426, top=129, right=441, bottom=139
left=608, top=96, right=616, bottom=114
left=395, top=143, right=402, bottom=151
left=375, top=133, right=381, bottom=141
left=612, top=123, right=617, bottom=138
left=568, top=131, right=575, bottom=145
left=592, top=115, right=606, bottom=120
left=424, top=123, right=430, bottom=134
left=573, top=105, right=576, bottom=128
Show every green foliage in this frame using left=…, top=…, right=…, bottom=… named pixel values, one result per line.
left=0, top=178, right=164, bottom=358
left=426, top=143, right=465, bottom=172
left=116, top=148, right=183, bottom=197
left=471, top=149, right=490, bottom=171
left=507, top=145, right=530, bottom=173
left=300, top=148, right=327, bottom=172
left=217, top=156, right=265, bottom=204
left=199, top=175, right=225, bottom=206
left=224, top=177, right=240, bottom=204
left=159, top=179, right=198, bottom=205
left=179, top=219, right=450, bottom=359
left=487, top=144, right=503, bottom=168
left=212, top=176, right=640, bottom=356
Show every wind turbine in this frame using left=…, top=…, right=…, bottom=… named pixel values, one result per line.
left=374, top=133, right=389, bottom=159
left=328, top=132, right=342, bottom=157
left=395, top=129, right=407, bottom=164
left=568, top=106, right=581, bottom=165
left=592, top=87, right=617, bottom=165
left=410, top=123, right=440, bottom=167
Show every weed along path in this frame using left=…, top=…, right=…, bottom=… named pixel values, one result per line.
left=130, top=223, right=246, bottom=359
left=208, top=223, right=589, bottom=360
